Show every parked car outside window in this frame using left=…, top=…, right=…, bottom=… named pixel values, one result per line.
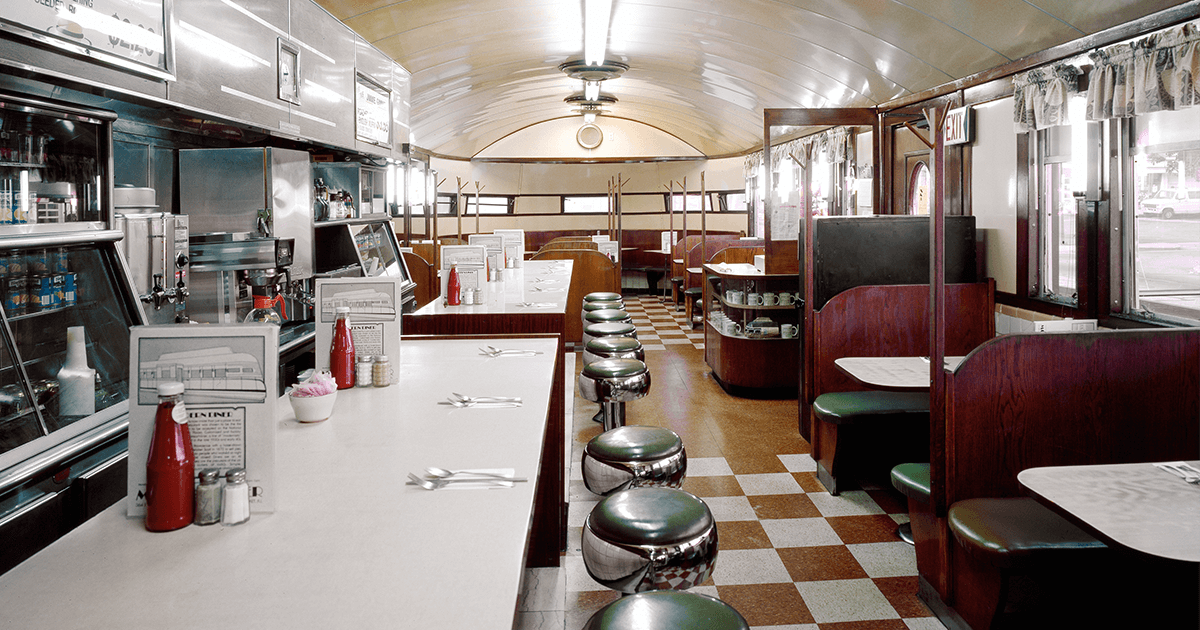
left=1140, top=190, right=1200, bottom=219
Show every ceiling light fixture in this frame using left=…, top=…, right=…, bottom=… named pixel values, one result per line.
left=584, top=0, right=613, bottom=66
left=585, top=81, right=599, bottom=101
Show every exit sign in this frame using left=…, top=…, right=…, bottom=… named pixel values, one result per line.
left=943, top=106, right=973, bottom=146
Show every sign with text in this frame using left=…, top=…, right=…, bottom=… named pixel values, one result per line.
left=1, top=0, right=170, bottom=79
left=943, top=106, right=973, bottom=146
left=127, top=324, right=279, bottom=517
left=355, top=74, right=391, bottom=146
left=314, top=277, right=403, bottom=383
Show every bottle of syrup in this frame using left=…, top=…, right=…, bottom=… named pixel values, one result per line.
left=145, top=381, right=194, bottom=532
left=447, top=262, right=461, bottom=306
left=330, top=306, right=355, bottom=389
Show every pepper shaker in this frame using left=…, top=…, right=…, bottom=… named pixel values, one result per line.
left=372, top=355, right=392, bottom=387
left=194, top=468, right=222, bottom=526
left=221, top=468, right=251, bottom=526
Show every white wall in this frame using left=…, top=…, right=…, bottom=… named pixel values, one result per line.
left=970, top=97, right=1019, bottom=294
left=477, top=117, right=704, bottom=160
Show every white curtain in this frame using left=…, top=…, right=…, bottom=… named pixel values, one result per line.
left=1086, top=23, right=1200, bottom=120
left=1012, top=64, right=1081, bottom=131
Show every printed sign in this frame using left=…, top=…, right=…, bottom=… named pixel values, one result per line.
left=1, top=0, right=170, bottom=78
left=314, top=277, right=403, bottom=383
left=356, top=75, right=391, bottom=146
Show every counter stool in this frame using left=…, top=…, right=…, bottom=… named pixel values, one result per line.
left=582, top=321, right=638, bottom=348
left=582, top=591, right=748, bottom=630
left=584, top=291, right=624, bottom=304
left=582, top=299, right=626, bottom=327
left=582, top=426, right=685, bottom=495
left=582, top=487, right=717, bottom=593
left=578, top=358, right=651, bottom=431
left=582, top=336, right=646, bottom=425
left=584, top=309, right=633, bottom=328
left=890, top=462, right=929, bottom=545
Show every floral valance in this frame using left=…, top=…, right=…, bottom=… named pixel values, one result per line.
left=765, top=127, right=852, bottom=172
left=1086, top=22, right=1200, bottom=120
left=744, top=151, right=762, bottom=179
left=1012, top=63, right=1081, bottom=132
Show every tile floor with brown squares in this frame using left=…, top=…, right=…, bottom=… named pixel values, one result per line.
left=516, top=296, right=944, bottom=630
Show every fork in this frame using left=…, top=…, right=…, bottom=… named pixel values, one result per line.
left=451, top=392, right=522, bottom=404
left=406, top=472, right=525, bottom=490
left=438, top=398, right=523, bottom=408
left=1155, top=463, right=1200, bottom=484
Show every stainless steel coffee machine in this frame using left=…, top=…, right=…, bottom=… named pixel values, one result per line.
left=178, top=148, right=314, bottom=324
left=114, top=186, right=190, bottom=324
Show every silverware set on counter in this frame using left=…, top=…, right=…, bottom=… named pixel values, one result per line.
left=478, top=345, right=544, bottom=357
left=1155, top=461, right=1200, bottom=484
left=437, top=391, right=523, bottom=408
left=406, top=468, right=527, bottom=490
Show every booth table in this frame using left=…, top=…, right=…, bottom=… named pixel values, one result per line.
left=0, top=337, right=559, bottom=630
left=834, top=356, right=965, bottom=391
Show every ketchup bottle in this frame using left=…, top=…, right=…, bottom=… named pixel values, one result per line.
left=145, top=381, right=194, bottom=532
left=447, top=263, right=461, bottom=306
left=330, top=306, right=355, bottom=389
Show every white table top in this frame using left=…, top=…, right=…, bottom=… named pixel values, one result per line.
left=1019, top=462, right=1200, bottom=563
left=703, top=263, right=763, bottom=276
left=412, top=260, right=572, bottom=316
left=834, top=356, right=965, bottom=391
left=0, top=337, right=559, bottom=630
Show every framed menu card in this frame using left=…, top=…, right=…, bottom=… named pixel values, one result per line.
left=127, top=324, right=279, bottom=516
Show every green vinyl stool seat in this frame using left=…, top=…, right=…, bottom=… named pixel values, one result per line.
left=583, top=425, right=686, bottom=495
left=890, top=462, right=930, bottom=545
left=582, top=487, right=718, bottom=593
left=584, top=309, right=633, bottom=325
left=582, top=591, right=748, bottom=630
left=582, top=336, right=646, bottom=425
left=584, top=291, right=624, bottom=303
left=582, top=300, right=626, bottom=327
left=582, top=321, right=638, bottom=349
left=578, top=358, right=651, bottom=431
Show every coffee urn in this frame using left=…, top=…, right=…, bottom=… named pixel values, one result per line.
left=114, top=186, right=190, bottom=324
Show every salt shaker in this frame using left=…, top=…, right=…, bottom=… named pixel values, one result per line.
left=221, top=468, right=251, bottom=526
left=194, top=468, right=222, bottom=526
left=355, top=355, right=374, bottom=388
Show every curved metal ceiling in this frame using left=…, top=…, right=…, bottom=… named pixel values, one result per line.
left=315, top=0, right=1187, bottom=159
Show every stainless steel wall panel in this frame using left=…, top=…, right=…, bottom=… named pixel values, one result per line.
left=169, top=0, right=292, bottom=133
left=391, top=63, right=411, bottom=159
left=288, top=0, right=356, bottom=151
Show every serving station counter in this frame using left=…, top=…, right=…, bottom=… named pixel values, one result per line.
left=0, top=336, right=559, bottom=630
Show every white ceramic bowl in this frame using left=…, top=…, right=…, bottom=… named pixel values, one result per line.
left=288, top=390, right=337, bottom=423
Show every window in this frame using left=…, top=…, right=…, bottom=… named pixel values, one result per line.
left=461, top=195, right=512, bottom=215
left=720, top=192, right=748, bottom=212
left=668, top=193, right=708, bottom=212
left=1031, top=95, right=1091, bottom=305
left=1125, top=106, right=1200, bottom=325
left=564, top=196, right=609, bottom=214
left=907, top=161, right=930, bottom=215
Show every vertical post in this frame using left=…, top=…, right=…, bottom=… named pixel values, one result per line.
left=700, top=172, right=707, bottom=264
left=925, top=104, right=948, bottom=515
left=432, top=176, right=444, bottom=268
left=455, top=177, right=465, bottom=241
left=617, top=174, right=627, bottom=273
left=474, top=182, right=483, bottom=235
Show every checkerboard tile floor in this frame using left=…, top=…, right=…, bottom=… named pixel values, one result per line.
left=516, top=294, right=944, bottom=630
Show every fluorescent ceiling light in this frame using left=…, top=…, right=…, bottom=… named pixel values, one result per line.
left=583, top=112, right=597, bottom=124
left=585, top=81, right=599, bottom=101
left=584, top=0, right=613, bottom=65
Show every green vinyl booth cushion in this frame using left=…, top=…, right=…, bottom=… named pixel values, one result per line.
left=582, top=591, right=749, bottom=630
left=890, top=463, right=931, bottom=503
left=812, top=391, right=930, bottom=424
left=948, top=497, right=1107, bottom=570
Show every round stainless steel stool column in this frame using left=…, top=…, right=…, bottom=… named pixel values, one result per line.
left=583, top=426, right=686, bottom=495
left=583, top=336, right=645, bottom=424
left=582, top=321, right=638, bottom=348
left=578, top=358, right=650, bottom=431
left=582, top=487, right=718, bottom=593
left=582, top=591, right=748, bottom=630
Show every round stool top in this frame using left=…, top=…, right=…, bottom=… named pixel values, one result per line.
left=584, top=292, right=623, bottom=303
left=585, top=336, right=643, bottom=354
left=584, top=322, right=637, bottom=337
left=589, top=487, right=713, bottom=545
left=585, top=309, right=631, bottom=324
left=583, top=358, right=647, bottom=379
left=588, top=426, right=682, bottom=462
left=583, top=591, right=749, bottom=630
left=583, top=300, right=625, bottom=313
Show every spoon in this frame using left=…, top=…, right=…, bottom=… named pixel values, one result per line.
left=439, top=398, right=523, bottom=408
left=425, top=467, right=527, bottom=482
left=451, top=392, right=522, bottom=403
left=406, top=472, right=525, bottom=490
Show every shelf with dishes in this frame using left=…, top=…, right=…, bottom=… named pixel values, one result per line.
left=702, top=264, right=799, bottom=391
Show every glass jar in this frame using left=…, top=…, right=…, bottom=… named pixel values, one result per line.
left=221, top=468, right=250, bottom=526
left=356, top=355, right=374, bottom=387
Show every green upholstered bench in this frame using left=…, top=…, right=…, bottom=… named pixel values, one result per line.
left=948, top=497, right=1110, bottom=629
left=890, top=462, right=930, bottom=544
left=812, top=391, right=930, bottom=495
left=583, top=591, right=748, bottom=630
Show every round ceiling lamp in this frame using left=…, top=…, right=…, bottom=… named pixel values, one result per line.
left=559, top=60, right=629, bottom=82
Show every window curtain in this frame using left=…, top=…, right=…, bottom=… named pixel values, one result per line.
left=767, top=128, right=851, bottom=172
left=744, top=151, right=762, bottom=180
left=1086, top=22, right=1200, bottom=120
left=1012, top=64, right=1081, bottom=131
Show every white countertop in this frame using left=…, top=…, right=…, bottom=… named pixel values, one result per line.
left=0, top=337, right=559, bottom=630
left=412, top=260, right=572, bottom=316
left=1019, top=462, right=1200, bottom=562
left=834, top=356, right=965, bottom=391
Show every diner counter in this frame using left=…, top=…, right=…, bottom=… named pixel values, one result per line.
left=412, top=259, right=572, bottom=316
left=0, top=336, right=559, bottom=630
